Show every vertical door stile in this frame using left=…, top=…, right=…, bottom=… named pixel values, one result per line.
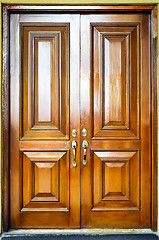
left=10, top=14, right=21, bottom=227
left=80, top=15, right=93, bottom=227
left=69, top=14, right=81, bottom=228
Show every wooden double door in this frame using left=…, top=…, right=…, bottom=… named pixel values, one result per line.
left=10, top=12, right=151, bottom=229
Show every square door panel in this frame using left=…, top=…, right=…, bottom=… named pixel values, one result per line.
left=21, top=25, right=69, bottom=140
left=92, top=24, right=140, bottom=139
left=22, top=151, right=69, bottom=212
left=92, top=150, right=140, bottom=211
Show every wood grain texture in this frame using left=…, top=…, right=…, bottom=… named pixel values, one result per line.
left=10, top=13, right=22, bottom=228
left=136, top=14, right=150, bottom=228
left=4, top=5, right=155, bottom=11
left=81, top=13, right=151, bottom=228
left=10, top=14, right=81, bottom=229
left=151, top=5, right=158, bottom=232
left=22, top=151, right=69, bottom=211
left=2, top=5, right=10, bottom=232
left=22, top=25, right=69, bottom=139
left=92, top=150, right=139, bottom=210
left=2, top=5, right=156, bottom=231
left=92, top=25, right=139, bottom=139
left=37, top=40, right=52, bottom=122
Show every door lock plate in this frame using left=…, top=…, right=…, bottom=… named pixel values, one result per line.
left=82, top=128, right=87, bottom=137
left=72, top=129, right=77, bottom=137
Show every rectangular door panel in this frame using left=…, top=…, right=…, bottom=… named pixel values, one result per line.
left=81, top=14, right=151, bottom=228
left=22, top=151, right=69, bottom=211
left=10, top=14, right=80, bottom=228
left=92, top=24, right=139, bottom=139
left=22, top=25, right=69, bottom=139
left=92, top=150, right=140, bottom=211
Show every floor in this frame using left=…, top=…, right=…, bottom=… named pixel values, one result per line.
left=1, top=230, right=159, bottom=240
left=1, top=234, right=159, bottom=240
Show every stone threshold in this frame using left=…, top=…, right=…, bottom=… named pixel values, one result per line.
left=1, top=228, right=155, bottom=236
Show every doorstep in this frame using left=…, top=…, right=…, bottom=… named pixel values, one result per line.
left=1, top=229, right=158, bottom=240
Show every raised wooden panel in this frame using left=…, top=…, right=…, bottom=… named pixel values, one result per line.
left=104, top=37, right=128, bottom=127
left=92, top=25, right=139, bottom=139
left=22, top=25, right=69, bottom=139
left=37, top=40, right=52, bottom=122
left=104, top=161, right=129, bottom=200
left=22, top=151, right=69, bottom=211
left=92, top=150, right=140, bottom=211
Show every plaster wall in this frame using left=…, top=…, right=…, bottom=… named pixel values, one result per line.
left=0, top=0, right=158, bottom=235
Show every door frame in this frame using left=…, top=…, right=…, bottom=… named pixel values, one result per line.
left=1, top=4, right=158, bottom=232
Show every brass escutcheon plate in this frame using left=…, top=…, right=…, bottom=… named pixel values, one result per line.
left=82, top=128, right=87, bottom=136
left=72, top=129, right=77, bottom=137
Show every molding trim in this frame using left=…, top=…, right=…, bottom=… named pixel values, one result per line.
left=151, top=5, right=158, bottom=232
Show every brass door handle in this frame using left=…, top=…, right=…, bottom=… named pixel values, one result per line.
left=82, top=140, right=89, bottom=165
left=72, top=140, right=77, bottom=167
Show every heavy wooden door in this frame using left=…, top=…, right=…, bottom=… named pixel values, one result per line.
left=10, top=14, right=80, bottom=228
left=80, top=14, right=151, bottom=228
left=10, top=11, right=151, bottom=229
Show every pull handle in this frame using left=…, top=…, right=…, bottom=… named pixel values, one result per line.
left=72, top=140, right=77, bottom=167
left=83, top=148, right=87, bottom=165
left=82, top=140, right=89, bottom=165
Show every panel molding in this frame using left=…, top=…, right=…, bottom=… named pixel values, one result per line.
left=33, top=32, right=60, bottom=128
left=22, top=151, right=69, bottom=212
left=21, top=25, right=69, bottom=140
left=92, top=25, right=140, bottom=139
left=92, top=149, right=140, bottom=211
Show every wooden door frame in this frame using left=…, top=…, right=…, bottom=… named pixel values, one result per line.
left=1, top=4, right=158, bottom=232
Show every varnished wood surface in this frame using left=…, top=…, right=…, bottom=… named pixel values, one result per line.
left=22, top=25, right=69, bottom=139
left=10, top=14, right=81, bottom=228
left=92, top=24, right=139, bottom=139
left=5, top=4, right=155, bottom=11
left=2, top=5, right=10, bottom=232
left=151, top=6, right=158, bottom=232
left=81, top=13, right=151, bottom=228
left=5, top=6, right=156, bottom=231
